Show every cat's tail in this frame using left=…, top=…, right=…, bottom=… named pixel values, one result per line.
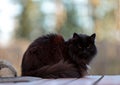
left=22, top=60, right=81, bottom=78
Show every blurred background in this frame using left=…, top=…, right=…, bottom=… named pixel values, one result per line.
left=0, top=0, right=120, bottom=76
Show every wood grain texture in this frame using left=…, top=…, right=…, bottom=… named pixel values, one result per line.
left=2, top=75, right=120, bottom=85
left=98, top=75, right=120, bottom=85
left=0, top=75, right=102, bottom=85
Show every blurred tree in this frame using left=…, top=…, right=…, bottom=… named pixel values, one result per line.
left=15, top=0, right=33, bottom=40
left=59, top=0, right=83, bottom=39
left=116, top=0, right=120, bottom=30
left=89, top=0, right=100, bottom=35
left=90, top=0, right=116, bottom=40
left=54, top=0, right=66, bottom=33
left=15, top=0, right=45, bottom=40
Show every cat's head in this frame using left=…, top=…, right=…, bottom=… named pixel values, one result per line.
left=68, top=33, right=97, bottom=64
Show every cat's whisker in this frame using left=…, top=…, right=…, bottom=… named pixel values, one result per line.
left=86, top=64, right=91, bottom=70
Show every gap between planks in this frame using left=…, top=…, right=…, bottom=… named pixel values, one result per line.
left=93, top=75, right=104, bottom=85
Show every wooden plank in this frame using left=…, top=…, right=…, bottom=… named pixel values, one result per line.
left=0, top=75, right=102, bottom=85
left=66, top=75, right=102, bottom=85
left=23, top=78, right=77, bottom=85
left=0, top=77, right=41, bottom=83
left=97, top=75, right=120, bottom=85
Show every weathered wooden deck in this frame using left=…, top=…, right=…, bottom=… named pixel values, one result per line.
left=0, top=75, right=119, bottom=85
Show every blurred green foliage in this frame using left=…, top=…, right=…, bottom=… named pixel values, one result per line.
left=15, top=0, right=117, bottom=41
left=15, top=0, right=95, bottom=40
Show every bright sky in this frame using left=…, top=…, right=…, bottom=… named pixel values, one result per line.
left=0, top=0, right=21, bottom=47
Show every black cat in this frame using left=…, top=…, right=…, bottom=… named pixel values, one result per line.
left=21, top=33, right=97, bottom=78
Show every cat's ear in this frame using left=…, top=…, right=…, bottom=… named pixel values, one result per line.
left=73, top=33, right=79, bottom=38
left=90, top=33, right=96, bottom=41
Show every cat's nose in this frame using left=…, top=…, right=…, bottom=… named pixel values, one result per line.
left=83, top=50, right=87, bottom=54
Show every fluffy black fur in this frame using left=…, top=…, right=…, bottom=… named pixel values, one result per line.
left=21, top=33, right=97, bottom=78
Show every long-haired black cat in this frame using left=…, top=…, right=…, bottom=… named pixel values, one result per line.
left=21, top=33, right=97, bottom=78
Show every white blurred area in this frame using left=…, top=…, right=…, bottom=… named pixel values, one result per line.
left=0, top=0, right=21, bottom=47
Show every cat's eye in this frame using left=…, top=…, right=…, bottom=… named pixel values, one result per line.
left=78, top=46, right=82, bottom=49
